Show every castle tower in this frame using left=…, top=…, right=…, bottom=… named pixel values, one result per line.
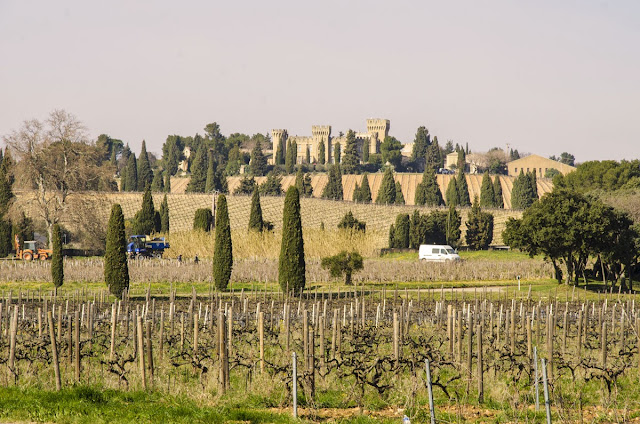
left=311, top=125, right=331, bottom=163
left=271, top=129, right=288, bottom=161
left=366, top=119, right=390, bottom=154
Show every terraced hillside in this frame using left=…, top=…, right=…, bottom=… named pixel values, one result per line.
left=172, top=173, right=554, bottom=208
left=13, top=192, right=522, bottom=249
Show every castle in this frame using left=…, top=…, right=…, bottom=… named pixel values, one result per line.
left=271, top=119, right=390, bottom=164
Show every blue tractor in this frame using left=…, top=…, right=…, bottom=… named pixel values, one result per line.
left=127, top=235, right=170, bottom=259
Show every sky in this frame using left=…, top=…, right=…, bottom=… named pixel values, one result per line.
left=1, top=0, right=638, bottom=162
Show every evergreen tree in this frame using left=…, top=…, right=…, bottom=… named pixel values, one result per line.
left=279, top=186, right=305, bottom=293
left=164, top=171, right=171, bottom=193
left=322, top=164, right=343, bottom=200
left=213, top=194, right=233, bottom=290
left=0, top=219, right=11, bottom=257
left=411, top=126, right=430, bottom=171
left=233, top=175, right=256, bottom=195
left=456, top=149, right=466, bottom=171
left=337, top=211, right=366, bottom=232
left=321, top=251, right=364, bottom=286
left=124, top=153, right=138, bottom=192
left=511, top=170, right=536, bottom=209
left=248, top=188, right=264, bottom=232
left=285, top=140, right=295, bottom=174
left=457, top=170, right=471, bottom=206
left=186, top=144, right=208, bottom=193
left=395, top=181, right=405, bottom=205
left=479, top=171, right=496, bottom=208
left=137, top=140, right=153, bottom=191
left=110, top=148, right=117, bottom=168
left=334, top=143, right=341, bottom=164
left=159, top=194, right=169, bottom=233
left=376, top=168, right=396, bottom=204
left=341, top=130, right=359, bottom=174
left=305, top=145, right=311, bottom=164
left=465, top=198, right=494, bottom=250
left=302, top=173, right=313, bottom=197
left=151, top=169, right=164, bottom=192
left=205, top=154, right=216, bottom=193
left=415, top=168, right=444, bottom=206
left=493, top=176, right=504, bottom=208
left=133, top=186, right=156, bottom=235
left=393, top=214, right=410, bottom=248
left=212, top=168, right=228, bottom=193
left=446, top=205, right=462, bottom=247
left=409, top=210, right=423, bottom=249
left=362, top=140, right=370, bottom=163
left=104, top=204, right=129, bottom=298
left=355, top=174, right=372, bottom=203
left=250, top=140, right=267, bottom=176
left=530, top=169, right=539, bottom=199
left=275, top=139, right=284, bottom=165
left=0, top=166, right=13, bottom=217
left=193, top=208, right=213, bottom=231
left=317, top=140, right=325, bottom=165
left=445, top=177, right=459, bottom=206
left=388, top=224, right=395, bottom=248
left=259, top=171, right=283, bottom=196
left=51, top=223, right=63, bottom=288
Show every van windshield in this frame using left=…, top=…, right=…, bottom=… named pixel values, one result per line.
left=446, top=249, right=455, bottom=254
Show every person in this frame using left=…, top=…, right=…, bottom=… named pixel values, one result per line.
left=177, top=254, right=182, bottom=263
left=194, top=254, right=199, bottom=264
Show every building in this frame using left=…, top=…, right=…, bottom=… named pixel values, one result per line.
left=507, top=154, right=576, bottom=177
left=271, top=119, right=390, bottom=164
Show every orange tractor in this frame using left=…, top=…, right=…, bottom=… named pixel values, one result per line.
left=14, top=235, right=52, bottom=261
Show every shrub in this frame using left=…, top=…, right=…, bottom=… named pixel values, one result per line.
left=193, top=208, right=213, bottom=232
left=337, top=211, right=366, bottom=233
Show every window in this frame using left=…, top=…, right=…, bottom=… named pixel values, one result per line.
left=514, top=168, right=518, bottom=173
left=432, top=248, right=439, bottom=254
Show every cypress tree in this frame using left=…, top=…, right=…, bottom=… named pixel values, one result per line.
left=493, top=176, right=504, bottom=208
left=275, top=139, right=284, bottom=166
left=341, top=130, right=359, bottom=174
left=395, top=181, right=405, bottom=205
left=456, top=149, right=466, bottom=170
left=317, top=140, right=325, bottom=165
left=250, top=140, right=267, bottom=176
left=393, top=214, right=410, bottom=248
left=376, top=168, right=396, bottom=204
left=125, top=153, right=138, bottom=192
left=334, top=143, right=341, bottom=164
left=213, top=194, right=233, bottom=290
left=322, top=164, right=343, bottom=200
left=151, top=169, right=164, bottom=192
left=530, top=169, right=539, bottom=199
left=285, top=140, right=295, bottom=174
left=186, top=144, right=208, bottom=193
left=248, top=188, right=264, bottom=232
left=279, top=186, right=305, bottom=294
left=205, top=154, right=216, bottom=193
left=193, top=208, right=213, bottom=231
left=445, top=177, right=459, bottom=206
left=0, top=219, right=11, bottom=258
left=295, top=167, right=304, bottom=196
left=133, top=186, right=156, bottom=235
left=0, top=166, right=13, bottom=217
left=446, top=205, right=462, bottom=247
left=305, top=145, right=310, bottom=164
left=353, top=182, right=361, bottom=202
left=409, top=210, right=423, bottom=249
left=420, top=168, right=444, bottom=206
left=137, top=140, right=153, bottom=191
left=160, top=194, right=170, bottom=233
left=480, top=171, right=496, bottom=208
left=51, top=223, right=63, bottom=288
left=362, top=140, right=370, bottom=163
left=457, top=170, right=471, bottom=206
left=302, top=173, right=313, bottom=197
left=105, top=204, right=129, bottom=298
left=234, top=175, right=256, bottom=195
left=411, top=126, right=430, bottom=171
left=359, top=173, right=372, bottom=203
left=388, top=224, right=395, bottom=248
left=426, top=137, right=443, bottom=170
left=511, top=170, right=536, bottom=209
left=164, top=171, right=171, bottom=193
left=465, top=197, right=494, bottom=250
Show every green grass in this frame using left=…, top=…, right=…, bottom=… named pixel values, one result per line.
left=378, top=249, right=538, bottom=262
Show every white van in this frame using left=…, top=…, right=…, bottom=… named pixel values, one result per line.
left=418, top=244, right=461, bottom=262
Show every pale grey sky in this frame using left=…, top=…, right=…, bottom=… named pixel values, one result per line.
left=1, top=0, right=638, bottom=162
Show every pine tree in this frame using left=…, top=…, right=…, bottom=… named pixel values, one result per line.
left=457, top=170, right=471, bottom=206
left=376, top=168, right=396, bottom=204
left=285, top=140, right=295, bottom=174
left=248, top=188, right=264, bottom=232
left=479, top=171, right=496, bottom=208
left=395, top=181, right=405, bottom=205
left=137, top=140, right=153, bottom=191
left=357, top=174, right=372, bottom=203
left=51, top=224, right=63, bottom=288
left=445, top=177, right=459, bottom=207
left=493, top=176, right=504, bottom=208
left=393, top=214, right=410, bottom=248
left=186, top=144, right=208, bottom=193
left=465, top=198, right=494, bottom=250
left=317, top=140, right=325, bottom=165
left=362, top=140, right=369, bottom=163
left=104, top=204, right=129, bottom=298
left=415, top=168, right=444, bottom=206
left=322, top=165, right=343, bottom=200
left=151, top=169, right=164, bottom=192
left=160, top=194, right=170, bottom=233
left=125, top=153, right=138, bottom=192
left=275, top=139, right=284, bottom=166
left=133, top=186, right=156, bottom=235
left=250, top=140, right=267, bottom=176
left=193, top=208, right=213, bottom=232
left=213, top=194, right=233, bottom=290
left=511, top=170, right=536, bottom=209
left=279, top=186, right=305, bottom=293
left=334, top=143, right=341, bottom=164
left=341, top=130, right=359, bottom=174
left=205, top=154, right=216, bottom=193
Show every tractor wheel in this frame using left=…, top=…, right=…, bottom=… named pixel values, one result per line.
left=23, top=252, right=33, bottom=261
left=39, top=254, right=48, bottom=261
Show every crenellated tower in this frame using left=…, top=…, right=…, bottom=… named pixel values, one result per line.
left=271, top=129, right=288, bottom=159
left=366, top=118, right=390, bottom=154
left=311, top=125, right=331, bottom=163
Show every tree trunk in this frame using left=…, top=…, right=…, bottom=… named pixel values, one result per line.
left=345, top=271, right=352, bottom=286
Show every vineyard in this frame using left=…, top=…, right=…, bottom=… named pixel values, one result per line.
left=0, top=283, right=639, bottom=423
